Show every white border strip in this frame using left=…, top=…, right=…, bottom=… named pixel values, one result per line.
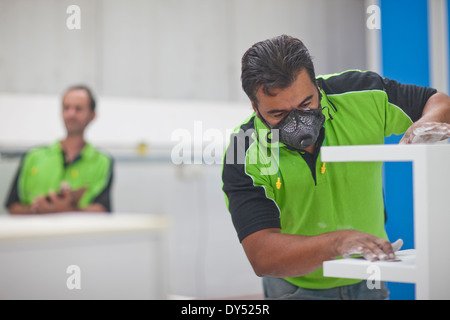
left=428, top=0, right=449, bottom=94
left=365, top=0, right=382, bottom=74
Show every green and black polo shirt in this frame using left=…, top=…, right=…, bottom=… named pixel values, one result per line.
left=222, top=70, right=437, bottom=290
left=5, top=141, right=113, bottom=212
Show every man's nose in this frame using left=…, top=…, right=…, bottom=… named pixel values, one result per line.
left=65, top=108, right=77, bottom=117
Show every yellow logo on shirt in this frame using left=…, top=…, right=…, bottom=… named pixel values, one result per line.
left=71, top=169, right=79, bottom=178
left=31, top=166, right=38, bottom=175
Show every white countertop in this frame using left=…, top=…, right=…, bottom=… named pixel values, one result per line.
left=0, top=212, right=170, bottom=241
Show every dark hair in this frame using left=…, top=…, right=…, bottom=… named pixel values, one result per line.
left=64, top=85, right=96, bottom=111
left=241, top=35, right=316, bottom=104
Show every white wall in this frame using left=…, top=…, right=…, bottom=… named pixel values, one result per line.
left=0, top=93, right=251, bottom=146
left=0, top=0, right=367, bottom=101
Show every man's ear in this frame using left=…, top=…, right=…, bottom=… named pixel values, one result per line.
left=251, top=101, right=258, bottom=115
left=89, top=111, right=96, bottom=123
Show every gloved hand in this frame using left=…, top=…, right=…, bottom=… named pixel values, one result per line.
left=390, top=238, right=403, bottom=253
left=342, top=238, right=403, bottom=261
left=400, top=121, right=450, bottom=144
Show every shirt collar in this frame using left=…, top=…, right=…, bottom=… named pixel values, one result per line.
left=319, top=88, right=337, bottom=122
left=52, top=140, right=92, bottom=166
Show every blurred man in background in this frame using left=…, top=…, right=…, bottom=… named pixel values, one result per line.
left=5, top=85, right=113, bottom=214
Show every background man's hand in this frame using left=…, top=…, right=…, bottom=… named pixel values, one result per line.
left=30, top=189, right=75, bottom=213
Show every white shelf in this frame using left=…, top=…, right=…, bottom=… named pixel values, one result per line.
left=323, top=249, right=416, bottom=283
left=321, top=143, right=434, bottom=162
left=321, top=144, right=450, bottom=299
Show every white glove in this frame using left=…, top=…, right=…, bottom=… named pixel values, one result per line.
left=342, top=238, right=403, bottom=261
left=400, top=122, right=450, bottom=144
left=390, top=238, right=403, bottom=253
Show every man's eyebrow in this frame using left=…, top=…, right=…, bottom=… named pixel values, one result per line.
left=266, top=95, right=314, bottom=114
left=297, top=95, right=313, bottom=107
left=267, top=109, right=288, bottom=114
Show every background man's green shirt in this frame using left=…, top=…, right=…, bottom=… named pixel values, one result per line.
left=6, top=141, right=113, bottom=211
left=222, top=70, right=437, bottom=289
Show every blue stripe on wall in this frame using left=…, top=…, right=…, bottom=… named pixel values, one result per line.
left=448, top=0, right=450, bottom=94
left=380, top=0, right=430, bottom=300
left=380, top=0, right=430, bottom=86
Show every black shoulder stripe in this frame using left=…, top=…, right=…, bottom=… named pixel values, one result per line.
left=317, top=70, right=437, bottom=122
left=222, top=115, right=281, bottom=242
left=317, top=70, right=384, bottom=95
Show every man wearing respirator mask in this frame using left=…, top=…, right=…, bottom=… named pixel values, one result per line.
left=222, top=35, right=450, bottom=300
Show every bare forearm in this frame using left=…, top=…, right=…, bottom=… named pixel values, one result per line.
left=400, top=92, right=450, bottom=144
left=54, top=203, right=108, bottom=213
left=8, top=202, right=107, bottom=214
left=242, top=228, right=395, bottom=278
left=8, top=203, right=33, bottom=214
left=79, top=203, right=108, bottom=213
left=420, top=92, right=450, bottom=123
left=242, top=229, right=342, bottom=278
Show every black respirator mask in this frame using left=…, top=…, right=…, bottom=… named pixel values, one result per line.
left=260, top=107, right=325, bottom=150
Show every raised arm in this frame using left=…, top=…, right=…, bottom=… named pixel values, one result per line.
left=400, top=91, right=450, bottom=144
